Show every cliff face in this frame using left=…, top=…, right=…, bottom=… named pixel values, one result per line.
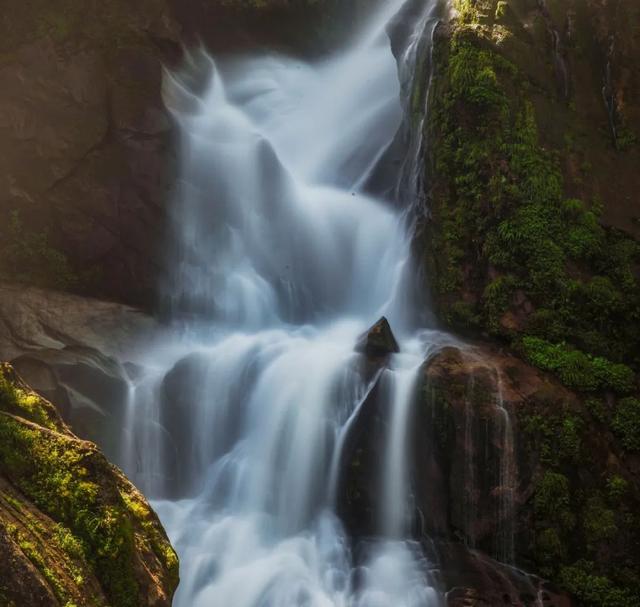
left=0, top=0, right=181, bottom=307
left=418, top=0, right=640, bottom=604
left=419, top=345, right=640, bottom=606
left=0, top=363, right=178, bottom=607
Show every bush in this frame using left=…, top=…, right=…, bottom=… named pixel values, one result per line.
left=611, top=398, right=640, bottom=451
left=560, top=561, right=639, bottom=607
left=520, top=337, right=635, bottom=394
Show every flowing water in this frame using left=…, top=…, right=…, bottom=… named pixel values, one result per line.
left=123, top=1, right=453, bottom=605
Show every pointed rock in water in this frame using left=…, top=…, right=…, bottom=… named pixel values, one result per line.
left=355, top=317, right=400, bottom=357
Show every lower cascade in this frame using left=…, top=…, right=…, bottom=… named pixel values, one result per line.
left=121, top=1, right=481, bottom=605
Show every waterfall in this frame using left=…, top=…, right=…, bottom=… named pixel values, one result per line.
left=494, top=371, right=516, bottom=565
left=123, top=1, right=450, bottom=605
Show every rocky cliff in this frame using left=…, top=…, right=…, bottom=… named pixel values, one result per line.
left=0, top=0, right=181, bottom=307
left=415, top=0, right=640, bottom=604
left=0, top=363, right=178, bottom=606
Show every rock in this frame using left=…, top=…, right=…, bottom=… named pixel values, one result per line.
left=0, top=283, right=168, bottom=466
left=0, top=363, right=179, bottom=606
left=169, top=0, right=379, bottom=58
left=11, top=346, right=131, bottom=467
left=355, top=317, right=400, bottom=358
left=338, top=338, right=640, bottom=604
left=0, top=0, right=181, bottom=308
left=0, top=282, right=160, bottom=362
left=159, top=352, right=211, bottom=498
left=440, top=544, right=572, bottom=607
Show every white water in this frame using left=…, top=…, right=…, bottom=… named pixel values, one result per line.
left=124, top=1, right=450, bottom=605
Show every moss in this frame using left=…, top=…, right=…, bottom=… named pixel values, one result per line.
left=120, top=490, right=179, bottom=585
left=0, top=365, right=60, bottom=431
left=611, top=398, right=640, bottom=451
left=0, top=210, right=80, bottom=292
left=15, top=530, right=68, bottom=601
left=519, top=337, right=635, bottom=394
left=426, top=12, right=640, bottom=396
left=559, top=560, right=640, bottom=607
left=0, top=415, right=139, bottom=606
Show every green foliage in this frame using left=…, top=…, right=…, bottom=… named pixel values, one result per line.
left=483, top=275, right=516, bottom=333
left=606, top=475, right=629, bottom=501
left=427, top=14, right=640, bottom=603
left=534, top=472, right=572, bottom=524
left=611, top=398, right=640, bottom=451
left=427, top=20, right=640, bottom=391
left=585, top=397, right=608, bottom=424
left=0, top=415, right=139, bottom=606
left=520, top=337, right=635, bottom=394
left=560, top=560, right=640, bottom=607
left=523, top=411, right=584, bottom=468
left=583, top=496, right=618, bottom=544
left=535, top=528, right=566, bottom=564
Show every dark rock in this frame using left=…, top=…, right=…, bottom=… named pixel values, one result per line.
left=0, top=1, right=181, bottom=308
left=439, top=543, right=573, bottom=607
left=355, top=316, right=400, bottom=358
left=159, top=352, right=211, bottom=498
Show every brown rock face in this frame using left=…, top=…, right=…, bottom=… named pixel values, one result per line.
left=0, top=0, right=182, bottom=307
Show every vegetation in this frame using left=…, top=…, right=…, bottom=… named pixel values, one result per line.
left=0, top=211, right=79, bottom=291
left=427, top=5, right=640, bottom=391
left=427, top=3, right=640, bottom=603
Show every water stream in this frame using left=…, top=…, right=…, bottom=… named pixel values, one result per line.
left=123, top=1, right=452, bottom=605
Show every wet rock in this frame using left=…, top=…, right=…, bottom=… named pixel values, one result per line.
left=160, top=352, right=211, bottom=497
left=11, top=346, right=131, bottom=467
left=355, top=316, right=400, bottom=358
left=439, top=544, right=572, bottom=607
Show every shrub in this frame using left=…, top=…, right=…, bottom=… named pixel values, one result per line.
left=611, top=398, right=640, bottom=451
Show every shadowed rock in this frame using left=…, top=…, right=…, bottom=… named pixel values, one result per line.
left=355, top=316, right=400, bottom=358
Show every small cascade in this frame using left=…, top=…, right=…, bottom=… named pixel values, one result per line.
left=537, top=0, right=570, bottom=101
left=463, top=375, right=477, bottom=549
left=394, top=1, right=443, bottom=215
left=602, top=35, right=620, bottom=148
left=426, top=348, right=517, bottom=565
left=494, top=371, right=516, bottom=565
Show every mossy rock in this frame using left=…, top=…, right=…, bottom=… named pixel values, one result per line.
left=0, top=363, right=178, bottom=606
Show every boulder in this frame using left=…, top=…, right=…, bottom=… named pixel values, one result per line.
left=0, top=363, right=179, bottom=606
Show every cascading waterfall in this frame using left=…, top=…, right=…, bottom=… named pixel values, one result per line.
left=494, top=371, right=516, bottom=564
left=122, top=1, right=456, bottom=605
